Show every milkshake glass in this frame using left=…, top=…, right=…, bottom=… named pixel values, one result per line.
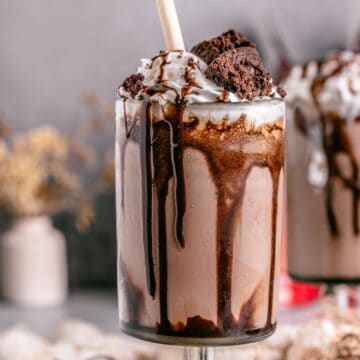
left=285, top=51, right=360, bottom=306
left=116, top=31, right=286, bottom=354
left=116, top=97, right=285, bottom=346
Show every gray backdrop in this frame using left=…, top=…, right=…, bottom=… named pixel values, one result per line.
left=1, top=0, right=358, bottom=130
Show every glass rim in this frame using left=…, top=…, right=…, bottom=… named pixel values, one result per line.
left=118, top=96, right=285, bottom=109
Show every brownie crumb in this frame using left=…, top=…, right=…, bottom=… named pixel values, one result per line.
left=205, top=47, right=272, bottom=100
left=191, top=29, right=255, bottom=65
left=191, top=30, right=274, bottom=101
left=277, top=86, right=287, bottom=98
left=121, top=73, right=145, bottom=97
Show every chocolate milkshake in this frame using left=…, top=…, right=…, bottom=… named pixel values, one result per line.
left=284, top=51, right=360, bottom=282
left=116, top=30, right=286, bottom=345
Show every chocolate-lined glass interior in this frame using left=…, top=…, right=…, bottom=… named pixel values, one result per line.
left=116, top=98, right=285, bottom=345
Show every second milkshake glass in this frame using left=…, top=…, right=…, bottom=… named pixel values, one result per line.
left=287, top=103, right=360, bottom=308
left=116, top=97, right=285, bottom=357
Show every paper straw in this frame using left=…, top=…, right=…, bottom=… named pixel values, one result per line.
left=156, top=0, right=185, bottom=51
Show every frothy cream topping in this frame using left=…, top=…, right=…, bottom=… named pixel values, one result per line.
left=284, top=51, right=360, bottom=121
left=119, top=51, right=281, bottom=105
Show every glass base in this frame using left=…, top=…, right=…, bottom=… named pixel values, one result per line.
left=120, top=321, right=276, bottom=346
left=289, top=271, right=360, bottom=285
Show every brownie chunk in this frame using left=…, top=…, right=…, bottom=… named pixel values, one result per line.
left=205, top=47, right=272, bottom=100
left=121, top=73, right=145, bottom=97
left=191, top=29, right=255, bottom=64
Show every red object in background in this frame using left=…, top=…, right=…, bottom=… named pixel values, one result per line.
left=279, top=208, right=320, bottom=308
left=280, top=273, right=320, bottom=307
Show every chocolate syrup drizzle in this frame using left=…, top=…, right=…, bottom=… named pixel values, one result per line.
left=139, top=104, right=156, bottom=296
left=119, top=53, right=284, bottom=337
left=296, top=56, right=360, bottom=237
left=166, top=105, right=186, bottom=248
left=322, top=114, right=360, bottom=236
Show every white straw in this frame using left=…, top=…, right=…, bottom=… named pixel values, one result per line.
left=156, top=0, right=185, bottom=51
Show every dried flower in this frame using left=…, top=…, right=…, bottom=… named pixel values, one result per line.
left=0, top=113, right=10, bottom=137
left=13, top=126, right=69, bottom=160
left=0, top=126, right=92, bottom=221
left=98, top=152, right=115, bottom=190
left=0, top=151, right=45, bottom=216
left=75, top=203, right=95, bottom=232
left=70, top=141, right=96, bottom=167
left=82, top=91, right=114, bottom=133
left=0, top=92, right=114, bottom=231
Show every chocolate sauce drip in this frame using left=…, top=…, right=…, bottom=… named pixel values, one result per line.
left=166, top=104, right=186, bottom=248
left=183, top=118, right=284, bottom=332
left=145, top=119, right=171, bottom=330
left=158, top=54, right=169, bottom=83
left=181, top=60, right=202, bottom=98
left=218, top=90, right=230, bottom=102
left=215, top=168, right=250, bottom=331
left=157, top=183, right=171, bottom=330
left=301, top=63, right=309, bottom=78
left=139, top=104, right=156, bottom=297
left=295, top=57, right=360, bottom=237
left=120, top=101, right=284, bottom=337
left=322, top=114, right=360, bottom=236
left=151, top=104, right=186, bottom=328
left=238, top=287, right=258, bottom=329
left=267, top=162, right=282, bottom=326
left=119, top=259, right=144, bottom=321
left=301, top=59, right=323, bottom=79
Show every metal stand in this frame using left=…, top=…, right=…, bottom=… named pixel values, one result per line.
left=322, top=284, right=360, bottom=313
left=184, top=347, right=215, bottom=360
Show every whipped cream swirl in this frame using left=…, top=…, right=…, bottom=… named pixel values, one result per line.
left=284, top=51, right=360, bottom=121
left=119, top=51, right=281, bottom=104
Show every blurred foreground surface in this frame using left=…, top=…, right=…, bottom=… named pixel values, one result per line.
left=0, top=290, right=331, bottom=360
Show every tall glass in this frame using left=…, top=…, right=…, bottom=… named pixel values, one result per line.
left=115, top=98, right=285, bottom=356
left=287, top=104, right=360, bottom=308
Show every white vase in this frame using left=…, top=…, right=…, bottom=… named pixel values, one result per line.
left=0, top=215, right=68, bottom=307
